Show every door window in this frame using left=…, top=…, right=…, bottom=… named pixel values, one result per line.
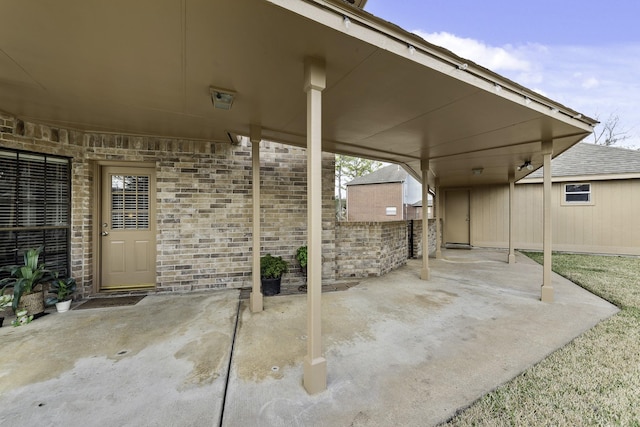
left=110, top=175, right=150, bottom=230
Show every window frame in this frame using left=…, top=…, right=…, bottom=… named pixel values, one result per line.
left=562, top=182, right=593, bottom=206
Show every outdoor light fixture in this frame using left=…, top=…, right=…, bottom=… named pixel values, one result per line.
left=408, top=45, right=416, bottom=55
left=524, top=97, right=532, bottom=105
left=494, top=84, right=502, bottom=92
left=210, top=87, right=235, bottom=110
left=472, top=168, right=484, bottom=176
left=343, top=16, right=351, bottom=29
left=458, top=63, right=468, bottom=71
left=517, top=160, right=533, bottom=171
left=550, top=107, right=559, bottom=114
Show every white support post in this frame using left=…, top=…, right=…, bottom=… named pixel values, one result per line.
left=508, top=170, right=516, bottom=264
left=421, top=159, right=431, bottom=280
left=541, top=140, right=554, bottom=302
left=303, top=57, right=327, bottom=394
left=249, top=125, right=263, bottom=313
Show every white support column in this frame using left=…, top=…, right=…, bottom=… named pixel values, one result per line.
left=541, top=140, right=554, bottom=302
left=508, top=170, right=516, bottom=264
left=303, top=57, right=327, bottom=394
left=421, top=159, right=431, bottom=280
left=249, top=125, right=263, bottom=313
left=435, top=177, right=442, bottom=259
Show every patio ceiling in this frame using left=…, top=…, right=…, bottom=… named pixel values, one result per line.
left=0, top=0, right=595, bottom=187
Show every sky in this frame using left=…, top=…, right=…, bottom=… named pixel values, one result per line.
left=365, top=0, right=640, bottom=149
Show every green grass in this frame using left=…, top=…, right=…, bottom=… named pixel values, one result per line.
left=445, top=252, right=640, bottom=426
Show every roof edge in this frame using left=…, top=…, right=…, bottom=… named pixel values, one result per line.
left=313, top=0, right=597, bottom=128
left=519, top=172, right=640, bottom=184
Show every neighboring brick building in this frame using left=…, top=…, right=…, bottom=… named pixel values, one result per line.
left=346, top=164, right=431, bottom=222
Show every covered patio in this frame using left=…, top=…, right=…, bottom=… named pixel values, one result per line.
left=0, top=249, right=618, bottom=426
left=0, top=0, right=597, bottom=393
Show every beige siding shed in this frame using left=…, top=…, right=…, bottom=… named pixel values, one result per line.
left=470, top=143, right=640, bottom=256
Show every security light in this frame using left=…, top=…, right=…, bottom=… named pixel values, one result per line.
left=517, top=160, right=533, bottom=171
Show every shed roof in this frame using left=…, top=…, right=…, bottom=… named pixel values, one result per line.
left=522, top=143, right=640, bottom=181
left=346, top=164, right=407, bottom=186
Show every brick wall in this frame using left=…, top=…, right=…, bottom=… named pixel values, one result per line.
left=0, top=112, right=335, bottom=297
left=335, top=221, right=408, bottom=278
left=1, top=110, right=439, bottom=295
left=334, top=219, right=437, bottom=279
left=408, top=219, right=437, bottom=258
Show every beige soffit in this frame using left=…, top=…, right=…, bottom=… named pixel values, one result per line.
left=0, top=0, right=595, bottom=188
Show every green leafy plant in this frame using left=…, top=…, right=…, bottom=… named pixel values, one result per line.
left=0, top=246, right=51, bottom=311
left=260, top=254, right=289, bottom=279
left=12, top=309, right=32, bottom=327
left=46, top=272, right=77, bottom=305
left=295, top=246, right=308, bottom=269
left=0, top=293, right=13, bottom=312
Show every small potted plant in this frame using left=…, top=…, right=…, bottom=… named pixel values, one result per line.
left=260, top=254, right=288, bottom=296
left=295, top=245, right=308, bottom=291
left=46, top=272, right=76, bottom=313
left=12, top=309, right=32, bottom=327
left=295, top=246, right=308, bottom=277
left=0, top=293, right=13, bottom=327
left=0, top=246, right=50, bottom=317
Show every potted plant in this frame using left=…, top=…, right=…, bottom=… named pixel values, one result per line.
left=46, top=272, right=76, bottom=313
left=260, top=254, right=288, bottom=296
left=295, top=246, right=308, bottom=276
left=12, top=309, right=32, bottom=327
left=0, top=246, right=50, bottom=317
left=295, top=245, right=308, bottom=291
left=0, top=293, right=12, bottom=327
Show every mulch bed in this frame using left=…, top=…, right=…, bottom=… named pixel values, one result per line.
left=74, top=296, right=145, bottom=310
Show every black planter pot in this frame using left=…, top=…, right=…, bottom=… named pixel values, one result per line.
left=261, top=277, right=282, bottom=296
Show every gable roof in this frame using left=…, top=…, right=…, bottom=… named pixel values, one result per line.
left=523, top=143, right=640, bottom=181
left=346, top=164, right=407, bottom=186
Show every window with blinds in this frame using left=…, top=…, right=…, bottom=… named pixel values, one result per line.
left=0, top=150, right=71, bottom=276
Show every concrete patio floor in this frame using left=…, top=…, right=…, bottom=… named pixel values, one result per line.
left=0, top=249, right=618, bottom=426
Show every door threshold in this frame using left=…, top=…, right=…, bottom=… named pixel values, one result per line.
left=445, top=243, right=472, bottom=250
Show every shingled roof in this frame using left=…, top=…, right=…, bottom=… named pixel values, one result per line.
left=346, top=164, right=407, bottom=186
left=524, top=142, right=640, bottom=180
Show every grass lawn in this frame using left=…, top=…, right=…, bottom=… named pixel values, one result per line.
left=445, top=252, right=640, bottom=426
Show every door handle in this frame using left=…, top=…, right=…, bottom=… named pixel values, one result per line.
left=101, top=231, right=109, bottom=236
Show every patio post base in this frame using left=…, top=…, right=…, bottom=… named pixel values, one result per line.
left=303, top=356, right=327, bottom=394
left=421, top=267, right=431, bottom=280
left=508, top=254, right=515, bottom=264
left=249, top=292, right=263, bottom=313
left=541, top=285, right=554, bottom=303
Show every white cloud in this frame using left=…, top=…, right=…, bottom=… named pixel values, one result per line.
left=581, top=77, right=599, bottom=89
left=411, top=30, right=640, bottom=148
left=413, top=31, right=533, bottom=72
